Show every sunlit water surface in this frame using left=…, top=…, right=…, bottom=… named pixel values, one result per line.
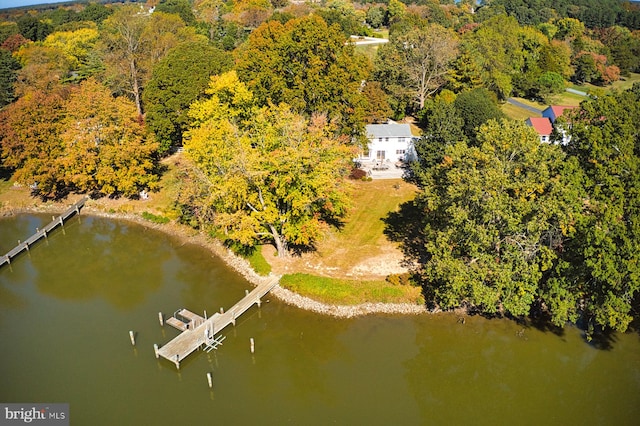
left=1, top=215, right=639, bottom=425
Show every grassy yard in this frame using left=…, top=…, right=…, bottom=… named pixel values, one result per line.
left=280, top=273, right=423, bottom=305
left=314, top=179, right=416, bottom=269
left=265, top=178, right=423, bottom=305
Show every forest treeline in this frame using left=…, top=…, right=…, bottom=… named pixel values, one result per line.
left=1, top=0, right=639, bottom=335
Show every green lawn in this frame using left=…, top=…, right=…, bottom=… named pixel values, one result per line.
left=280, top=273, right=422, bottom=305
left=314, top=179, right=417, bottom=269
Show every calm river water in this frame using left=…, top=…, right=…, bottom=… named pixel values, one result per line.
left=1, top=214, right=639, bottom=425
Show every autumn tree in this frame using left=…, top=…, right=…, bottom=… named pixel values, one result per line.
left=60, top=78, right=159, bottom=196
left=143, top=41, right=233, bottom=154
left=235, top=15, right=369, bottom=137
left=362, top=81, right=393, bottom=124
left=375, top=23, right=459, bottom=111
left=42, top=25, right=101, bottom=81
left=184, top=72, right=354, bottom=257
left=99, top=5, right=204, bottom=115
left=13, top=43, right=73, bottom=96
left=0, top=85, right=68, bottom=197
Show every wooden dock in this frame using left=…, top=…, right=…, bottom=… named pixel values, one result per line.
left=0, top=196, right=89, bottom=268
left=156, top=276, right=279, bottom=369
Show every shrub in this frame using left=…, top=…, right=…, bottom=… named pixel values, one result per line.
left=349, top=167, right=367, bottom=180
left=141, top=211, right=170, bottom=224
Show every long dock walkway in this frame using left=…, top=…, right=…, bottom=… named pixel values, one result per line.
left=1, top=196, right=89, bottom=268
left=156, top=276, right=280, bottom=369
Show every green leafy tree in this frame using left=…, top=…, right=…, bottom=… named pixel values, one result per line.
left=453, top=88, right=505, bottom=145
left=464, top=14, right=524, bottom=99
left=556, top=86, right=640, bottom=333
left=156, top=0, right=197, bottom=25
left=143, top=41, right=233, bottom=154
left=99, top=5, right=204, bottom=115
left=409, top=119, right=579, bottom=317
left=375, top=23, right=459, bottom=111
left=0, top=49, right=20, bottom=107
left=17, top=14, right=52, bottom=42
left=537, top=71, right=565, bottom=101
left=184, top=71, right=354, bottom=257
left=412, top=92, right=467, bottom=180
left=79, top=2, right=113, bottom=24
left=235, top=14, right=369, bottom=137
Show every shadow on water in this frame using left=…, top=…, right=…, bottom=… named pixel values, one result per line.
left=381, top=199, right=622, bottom=350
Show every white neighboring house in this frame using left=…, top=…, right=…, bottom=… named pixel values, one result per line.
left=356, top=121, right=417, bottom=166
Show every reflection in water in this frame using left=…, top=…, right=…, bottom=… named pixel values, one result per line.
left=15, top=216, right=172, bottom=309
left=0, top=214, right=639, bottom=425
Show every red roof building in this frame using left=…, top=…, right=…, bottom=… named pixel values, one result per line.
left=525, top=117, right=553, bottom=143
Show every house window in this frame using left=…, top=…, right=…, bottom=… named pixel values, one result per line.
left=385, top=137, right=389, bottom=142
left=541, top=135, right=548, bottom=142
left=376, top=150, right=386, bottom=160
left=399, top=137, right=405, bottom=144
left=396, top=149, right=405, bottom=155
left=378, top=138, right=383, bottom=143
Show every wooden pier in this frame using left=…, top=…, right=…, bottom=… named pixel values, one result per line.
left=156, top=276, right=279, bottom=369
left=0, top=196, right=89, bottom=268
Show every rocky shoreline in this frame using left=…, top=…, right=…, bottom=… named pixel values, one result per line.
left=1, top=201, right=430, bottom=318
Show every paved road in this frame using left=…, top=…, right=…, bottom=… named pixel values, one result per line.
left=506, top=98, right=543, bottom=114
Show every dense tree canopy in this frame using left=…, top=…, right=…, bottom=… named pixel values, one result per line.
left=375, top=23, right=459, bottom=111
left=406, top=119, right=579, bottom=317
left=235, top=15, right=369, bottom=137
left=553, top=85, right=640, bottom=333
left=184, top=72, right=354, bottom=257
left=0, top=79, right=158, bottom=198
left=143, top=41, right=233, bottom=154
left=99, top=6, right=204, bottom=115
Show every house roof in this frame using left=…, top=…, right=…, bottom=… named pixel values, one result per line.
left=543, top=105, right=576, bottom=122
left=366, top=122, right=414, bottom=139
left=526, top=117, right=553, bottom=136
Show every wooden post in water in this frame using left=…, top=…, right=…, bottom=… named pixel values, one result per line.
left=206, top=372, right=213, bottom=389
left=204, top=310, right=207, bottom=320
left=256, top=297, right=261, bottom=308
left=250, top=338, right=255, bottom=354
left=245, top=289, right=249, bottom=296
left=158, top=312, right=164, bottom=326
left=129, top=330, right=136, bottom=346
left=231, top=311, right=236, bottom=326
left=59, top=216, right=64, bottom=227
left=153, top=344, right=160, bottom=359
left=220, top=307, right=224, bottom=314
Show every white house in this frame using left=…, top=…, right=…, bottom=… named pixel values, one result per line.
left=356, top=121, right=417, bottom=166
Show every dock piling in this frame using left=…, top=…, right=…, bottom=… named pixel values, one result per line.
left=154, top=344, right=160, bottom=359
left=1, top=197, right=88, bottom=270
left=158, top=312, right=164, bottom=326
left=250, top=338, right=255, bottom=354
left=129, top=330, right=136, bottom=346
left=207, top=372, right=213, bottom=388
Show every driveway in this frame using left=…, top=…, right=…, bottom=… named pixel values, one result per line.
left=506, top=98, right=543, bottom=114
